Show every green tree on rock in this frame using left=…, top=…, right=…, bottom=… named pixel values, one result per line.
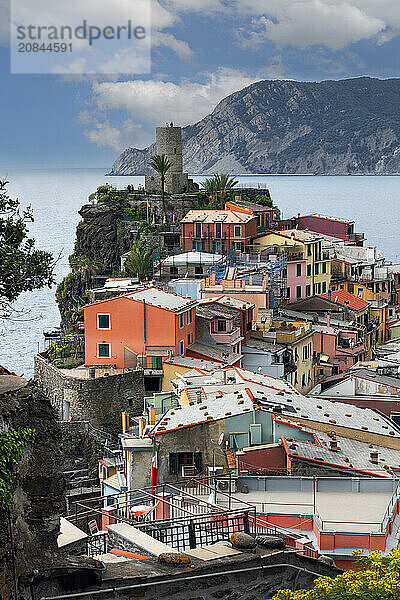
left=68, top=252, right=103, bottom=290
left=0, top=180, right=55, bottom=318
left=149, top=154, right=172, bottom=224
left=0, top=428, right=36, bottom=511
left=272, top=549, right=400, bottom=600
left=125, top=242, right=153, bottom=281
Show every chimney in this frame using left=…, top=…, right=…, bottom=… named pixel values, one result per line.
left=329, top=440, right=338, bottom=451
left=89, top=366, right=96, bottom=379
left=370, top=450, right=379, bottom=464
left=327, top=314, right=330, bottom=327
left=196, top=390, right=202, bottom=403
left=328, top=290, right=332, bottom=301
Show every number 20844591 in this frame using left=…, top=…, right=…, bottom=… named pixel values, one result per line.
left=18, top=42, right=73, bottom=52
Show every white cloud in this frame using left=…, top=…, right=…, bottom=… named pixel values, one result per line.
left=152, top=31, right=193, bottom=60
left=90, top=68, right=260, bottom=127
left=84, top=119, right=153, bottom=151
left=236, top=0, right=396, bottom=49
left=165, top=0, right=399, bottom=50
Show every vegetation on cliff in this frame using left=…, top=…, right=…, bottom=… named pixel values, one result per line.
left=0, top=428, right=36, bottom=511
left=0, top=180, right=55, bottom=318
left=273, top=549, right=400, bottom=600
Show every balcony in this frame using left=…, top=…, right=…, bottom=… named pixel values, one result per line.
left=349, top=232, right=365, bottom=242
left=211, top=327, right=242, bottom=345
left=286, top=252, right=305, bottom=262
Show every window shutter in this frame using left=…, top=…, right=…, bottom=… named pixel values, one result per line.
left=194, top=452, right=202, bottom=474
left=169, top=453, right=178, bottom=475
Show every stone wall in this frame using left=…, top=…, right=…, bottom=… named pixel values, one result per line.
left=32, top=550, right=341, bottom=600
left=34, top=355, right=145, bottom=435
left=156, top=419, right=226, bottom=483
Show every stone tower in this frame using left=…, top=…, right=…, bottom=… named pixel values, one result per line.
left=145, top=125, right=197, bottom=195
left=156, top=126, right=184, bottom=174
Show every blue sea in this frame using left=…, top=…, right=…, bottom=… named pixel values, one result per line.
left=1, top=169, right=399, bottom=377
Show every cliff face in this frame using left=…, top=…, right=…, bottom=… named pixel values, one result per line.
left=109, top=77, right=400, bottom=176
left=0, top=380, right=65, bottom=597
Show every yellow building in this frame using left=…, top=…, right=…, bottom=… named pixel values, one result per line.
left=350, top=282, right=388, bottom=345
left=253, top=230, right=331, bottom=298
left=162, top=356, right=219, bottom=392
left=252, top=320, right=315, bottom=394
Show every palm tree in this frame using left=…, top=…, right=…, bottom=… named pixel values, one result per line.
left=68, top=252, right=103, bottom=290
left=202, top=174, right=239, bottom=209
left=213, top=173, right=239, bottom=208
left=125, top=243, right=153, bottom=281
left=149, top=154, right=172, bottom=224
left=202, top=177, right=218, bottom=207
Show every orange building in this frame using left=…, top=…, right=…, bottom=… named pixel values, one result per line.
left=83, top=288, right=197, bottom=389
left=225, top=198, right=275, bottom=231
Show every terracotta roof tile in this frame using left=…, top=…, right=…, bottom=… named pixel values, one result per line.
left=319, top=290, right=370, bottom=311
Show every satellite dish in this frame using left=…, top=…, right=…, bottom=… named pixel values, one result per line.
left=218, top=433, right=224, bottom=446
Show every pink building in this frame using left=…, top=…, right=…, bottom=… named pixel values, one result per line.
left=278, top=214, right=364, bottom=245
left=313, top=323, right=367, bottom=375
left=286, top=257, right=306, bottom=303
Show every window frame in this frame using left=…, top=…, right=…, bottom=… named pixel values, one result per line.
left=97, top=313, right=111, bottom=330
left=179, top=340, right=184, bottom=355
left=179, top=313, right=184, bottom=328
left=97, top=342, right=111, bottom=358
left=234, top=225, right=241, bottom=237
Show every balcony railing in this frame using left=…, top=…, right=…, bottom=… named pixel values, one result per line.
left=211, top=327, right=242, bottom=345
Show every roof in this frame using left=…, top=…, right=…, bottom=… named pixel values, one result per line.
left=196, top=305, right=236, bottom=321
left=188, top=342, right=242, bottom=365
left=121, top=437, right=153, bottom=450
left=164, top=356, right=221, bottom=372
left=127, top=287, right=197, bottom=312
left=312, top=324, right=339, bottom=336
left=161, top=252, right=224, bottom=266
left=199, top=296, right=254, bottom=311
left=300, top=214, right=354, bottom=225
left=227, top=199, right=271, bottom=213
left=353, top=368, right=400, bottom=390
left=319, top=290, right=370, bottom=311
left=167, top=366, right=400, bottom=440
left=282, top=424, right=400, bottom=478
left=181, top=210, right=256, bottom=224
left=153, top=388, right=255, bottom=434
left=243, top=338, right=286, bottom=354
left=273, top=229, right=323, bottom=243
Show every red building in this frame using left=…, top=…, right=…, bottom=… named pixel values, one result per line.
left=277, top=214, right=364, bottom=245
left=83, top=287, right=197, bottom=390
left=180, top=210, right=257, bottom=255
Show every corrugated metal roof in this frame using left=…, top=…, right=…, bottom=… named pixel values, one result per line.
left=128, top=287, right=197, bottom=312
left=283, top=427, right=400, bottom=477
left=181, top=210, right=255, bottom=223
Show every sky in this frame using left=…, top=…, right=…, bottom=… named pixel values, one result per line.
left=0, top=0, right=399, bottom=169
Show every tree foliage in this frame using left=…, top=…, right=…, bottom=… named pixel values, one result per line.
left=0, top=180, right=55, bottom=316
left=201, top=174, right=238, bottom=208
left=272, top=549, right=400, bottom=600
left=125, top=242, right=153, bottom=281
left=68, top=252, right=104, bottom=288
left=0, top=428, right=36, bottom=511
left=149, top=154, right=172, bottom=224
